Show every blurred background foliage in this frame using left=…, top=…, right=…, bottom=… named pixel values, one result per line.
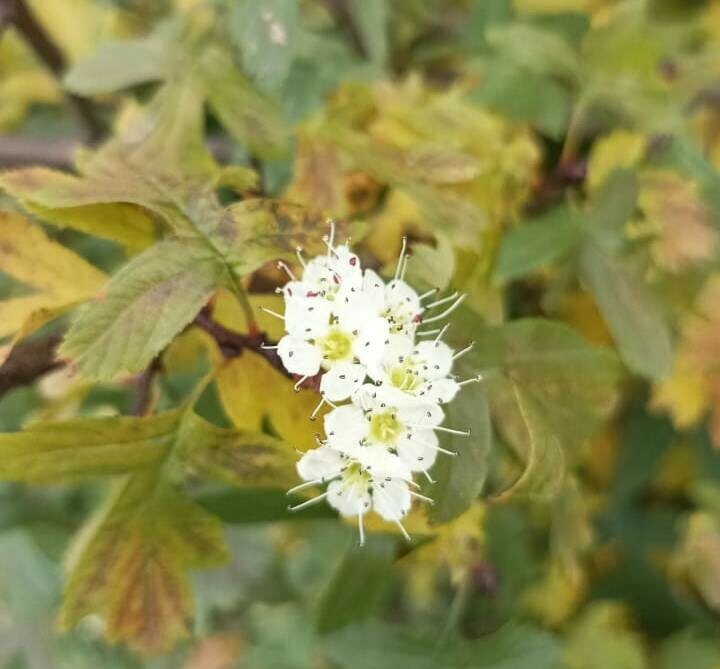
left=0, top=0, right=720, bottom=667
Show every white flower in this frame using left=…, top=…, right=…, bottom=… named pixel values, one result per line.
left=290, top=445, right=429, bottom=544
left=277, top=308, right=389, bottom=401
left=368, top=333, right=469, bottom=404
left=322, top=385, right=456, bottom=477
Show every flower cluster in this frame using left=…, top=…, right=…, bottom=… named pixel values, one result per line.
left=268, top=224, right=476, bottom=543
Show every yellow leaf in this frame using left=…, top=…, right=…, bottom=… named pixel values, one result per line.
left=514, top=0, right=591, bottom=13
left=215, top=350, right=322, bottom=451
left=651, top=356, right=709, bottom=430
left=211, top=289, right=287, bottom=341
left=0, top=211, right=106, bottom=346
left=60, top=472, right=229, bottom=656
left=522, top=560, right=586, bottom=628
left=587, top=131, right=647, bottom=192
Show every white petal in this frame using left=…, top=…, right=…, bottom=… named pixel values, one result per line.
left=330, top=245, right=363, bottom=286
left=362, top=269, right=386, bottom=306
left=372, top=478, right=411, bottom=521
left=415, top=340, right=454, bottom=379
left=284, top=297, right=331, bottom=338
left=302, top=256, right=332, bottom=285
left=397, top=400, right=444, bottom=427
left=296, top=446, right=345, bottom=481
left=395, top=432, right=439, bottom=472
left=419, top=377, right=460, bottom=404
left=320, top=361, right=366, bottom=402
left=334, top=285, right=381, bottom=331
left=354, top=317, right=390, bottom=367
left=323, top=404, right=368, bottom=453
left=278, top=336, right=321, bottom=376
left=328, top=478, right=371, bottom=517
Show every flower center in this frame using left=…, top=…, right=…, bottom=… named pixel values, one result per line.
left=389, top=361, right=422, bottom=392
left=319, top=328, right=354, bottom=363
left=343, top=461, right=371, bottom=486
left=368, top=410, right=403, bottom=445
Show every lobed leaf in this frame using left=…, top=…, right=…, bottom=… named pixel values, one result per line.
left=59, top=471, right=229, bottom=656
left=61, top=239, right=224, bottom=380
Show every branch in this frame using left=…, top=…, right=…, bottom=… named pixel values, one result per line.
left=0, top=334, right=62, bottom=400
left=132, top=356, right=163, bottom=416
left=193, top=307, right=290, bottom=378
left=321, top=0, right=368, bottom=59
left=0, top=0, right=104, bottom=142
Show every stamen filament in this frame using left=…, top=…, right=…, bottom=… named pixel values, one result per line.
left=295, top=247, right=307, bottom=268
left=416, top=328, right=442, bottom=336
left=394, top=236, right=408, bottom=281
left=458, top=374, right=484, bottom=386
left=260, top=307, right=285, bottom=320
left=435, top=323, right=451, bottom=342
left=358, top=511, right=365, bottom=546
left=288, top=491, right=329, bottom=512
left=277, top=261, right=297, bottom=281
left=409, top=490, right=434, bottom=504
left=425, top=291, right=459, bottom=310
left=260, top=343, right=279, bottom=350
left=395, top=519, right=411, bottom=542
left=294, top=375, right=309, bottom=391
left=419, top=288, right=439, bottom=300
left=453, top=342, right=474, bottom=360
left=421, top=294, right=467, bottom=324
left=422, top=470, right=436, bottom=484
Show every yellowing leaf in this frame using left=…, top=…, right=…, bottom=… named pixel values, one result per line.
left=0, top=210, right=106, bottom=343
left=587, top=131, right=647, bottom=192
left=60, top=472, right=229, bottom=656
left=182, top=412, right=299, bottom=489
left=212, top=289, right=286, bottom=341
left=0, top=411, right=180, bottom=483
left=522, top=560, right=585, bottom=628
left=672, top=513, right=720, bottom=613
left=61, top=239, right=224, bottom=380
left=215, top=350, right=322, bottom=452
left=651, top=356, right=709, bottom=430
left=514, top=0, right=591, bottom=13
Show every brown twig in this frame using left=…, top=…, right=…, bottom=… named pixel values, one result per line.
left=321, top=0, right=368, bottom=59
left=0, top=0, right=104, bottom=142
left=193, top=306, right=291, bottom=378
left=0, top=334, right=62, bottom=400
left=132, top=356, right=163, bottom=416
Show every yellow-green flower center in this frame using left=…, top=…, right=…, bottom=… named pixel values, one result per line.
left=369, top=410, right=403, bottom=445
left=319, top=329, right=354, bottom=363
left=344, top=461, right=371, bottom=485
left=389, top=362, right=422, bottom=392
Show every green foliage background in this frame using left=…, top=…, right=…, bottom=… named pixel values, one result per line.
left=0, top=0, right=719, bottom=666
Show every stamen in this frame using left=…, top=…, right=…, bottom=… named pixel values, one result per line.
left=277, top=261, right=297, bottom=281
left=293, top=375, right=309, bottom=391
left=287, top=478, right=323, bottom=495
left=435, top=323, right=451, bottom=342
left=295, top=247, right=307, bottom=268
left=412, top=439, right=458, bottom=456
left=419, top=288, right=439, bottom=301
left=288, top=491, right=329, bottom=512
left=327, top=219, right=336, bottom=250
left=422, top=470, right=436, bottom=484
left=395, top=520, right=411, bottom=542
left=458, top=374, right=484, bottom=387
left=310, top=396, right=337, bottom=421
left=358, top=511, right=365, bottom=546
left=409, top=490, right=434, bottom=504
left=453, top=342, right=474, bottom=360
left=421, top=294, right=467, bottom=324
left=416, top=328, right=443, bottom=337
left=424, top=291, right=459, bottom=310
left=400, top=253, right=410, bottom=280
left=260, top=343, right=279, bottom=350
left=260, top=307, right=285, bottom=320
left=394, top=236, right=408, bottom=281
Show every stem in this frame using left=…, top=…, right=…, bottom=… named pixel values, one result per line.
left=132, top=356, right=162, bottom=416
left=436, top=574, right=470, bottom=651
left=0, top=0, right=104, bottom=142
left=0, top=334, right=62, bottom=400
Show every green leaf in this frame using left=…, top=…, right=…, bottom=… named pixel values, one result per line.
left=486, top=23, right=582, bottom=86
left=405, top=234, right=455, bottom=291
left=428, top=379, right=492, bottom=522
left=196, top=487, right=335, bottom=523
left=316, top=535, right=396, bottom=634
left=0, top=412, right=181, bottom=483
left=59, top=472, right=228, bottom=656
left=471, top=60, right=571, bottom=139
left=584, top=169, right=639, bottom=253
left=181, top=412, right=299, bottom=490
left=460, top=318, right=621, bottom=498
left=580, top=242, right=673, bottom=380
left=61, top=239, right=224, bottom=380
left=323, top=621, right=561, bottom=669
left=656, top=629, right=720, bottom=669
left=64, top=37, right=169, bottom=95
left=494, top=203, right=582, bottom=282
left=229, top=0, right=299, bottom=93
left=199, top=46, right=289, bottom=159
left=348, top=0, right=388, bottom=69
